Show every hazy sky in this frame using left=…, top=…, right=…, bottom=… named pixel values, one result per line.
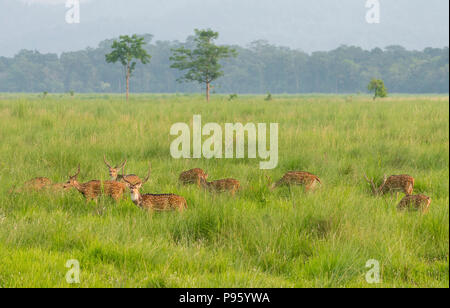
left=0, top=0, right=448, bottom=57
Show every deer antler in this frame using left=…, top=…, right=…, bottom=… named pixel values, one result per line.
left=71, top=165, right=81, bottom=179
left=103, top=155, right=113, bottom=168
left=378, top=174, right=388, bottom=194
left=363, top=173, right=377, bottom=195
left=117, top=159, right=127, bottom=169
left=142, top=163, right=152, bottom=184
left=121, top=168, right=133, bottom=186
left=363, top=173, right=370, bottom=183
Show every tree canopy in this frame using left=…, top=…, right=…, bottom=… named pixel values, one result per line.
left=105, top=34, right=151, bottom=101
left=368, top=78, right=388, bottom=100
left=170, top=29, right=237, bottom=101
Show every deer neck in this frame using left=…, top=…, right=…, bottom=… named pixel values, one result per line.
left=111, top=174, right=120, bottom=181
left=72, top=181, right=83, bottom=193
left=130, top=190, right=142, bottom=205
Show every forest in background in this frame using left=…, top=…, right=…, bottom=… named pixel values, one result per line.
left=0, top=34, right=448, bottom=94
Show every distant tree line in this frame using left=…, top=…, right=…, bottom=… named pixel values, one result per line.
left=0, top=34, right=448, bottom=94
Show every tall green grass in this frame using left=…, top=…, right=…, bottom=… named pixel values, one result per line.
left=0, top=94, right=448, bottom=287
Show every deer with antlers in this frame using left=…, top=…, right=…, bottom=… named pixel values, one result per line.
left=122, top=165, right=187, bottom=212
left=397, top=194, right=431, bottom=213
left=103, top=155, right=142, bottom=186
left=199, top=177, right=241, bottom=196
left=269, top=171, right=321, bottom=192
left=179, top=168, right=209, bottom=187
left=64, top=165, right=127, bottom=202
left=364, top=174, right=415, bottom=196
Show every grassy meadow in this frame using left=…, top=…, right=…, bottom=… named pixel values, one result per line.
left=0, top=93, right=448, bottom=288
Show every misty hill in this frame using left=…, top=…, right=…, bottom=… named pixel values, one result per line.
left=0, top=37, right=448, bottom=94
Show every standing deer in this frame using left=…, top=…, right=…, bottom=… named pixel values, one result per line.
left=179, top=168, right=208, bottom=187
left=123, top=166, right=187, bottom=212
left=64, top=165, right=127, bottom=202
left=397, top=194, right=431, bottom=213
left=103, top=155, right=142, bottom=186
left=199, top=177, right=241, bottom=196
left=364, top=174, right=415, bottom=196
left=269, top=171, right=321, bottom=192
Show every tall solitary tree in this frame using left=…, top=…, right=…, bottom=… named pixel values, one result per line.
left=368, top=78, right=388, bottom=100
left=105, top=34, right=151, bottom=102
left=170, top=29, right=237, bottom=102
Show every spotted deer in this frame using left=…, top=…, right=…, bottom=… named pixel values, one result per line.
left=269, top=171, right=321, bottom=192
left=199, top=177, right=241, bottom=196
left=103, top=155, right=142, bottom=186
left=364, top=174, right=415, bottom=196
left=397, top=194, right=431, bottom=213
left=13, top=177, right=52, bottom=192
left=179, top=168, right=208, bottom=187
left=123, top=166, right=187, bottom=212
left=65, top=166, right=127, bottom=202
left=11, top=177, right=73, bottom=193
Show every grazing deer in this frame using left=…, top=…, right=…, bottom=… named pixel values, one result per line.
left=123, top=166, right=187, bottom=212
left=397, top=194, right=431, bottom=213
left=364, top=174, right=414, bottom=196
left=10, top=177, right=52, bottom=193
left=65, top=166, right=127, bottom=202
left=269, top=171, right=321, bottom=192
left=199, top=177, right=241, bottom=196
left=179, top=168, right=208, bottom=187
left=103, top=155, right=142, bottom=186
left=11, top=177, right=73, bottom=193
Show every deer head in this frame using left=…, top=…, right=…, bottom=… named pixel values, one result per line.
left=265, top=175, right=276, bottom=190
left=104, top=155, right=127, bottom=180
left=64, top=165, right=81, bottom=189
left=122, top=163, right=151, bottom=193
left=199, top=176, right=209, bottom=188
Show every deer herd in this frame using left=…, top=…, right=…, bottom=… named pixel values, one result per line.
left=11, top=156, right=432, bottom=214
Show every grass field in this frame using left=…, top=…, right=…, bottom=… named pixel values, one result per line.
left=0, top=94, right=448, bottom=288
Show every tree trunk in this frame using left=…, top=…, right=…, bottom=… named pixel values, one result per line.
left=126, top=64, right=130, bottom=102
left=206, top=82, right=210, bottom=102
